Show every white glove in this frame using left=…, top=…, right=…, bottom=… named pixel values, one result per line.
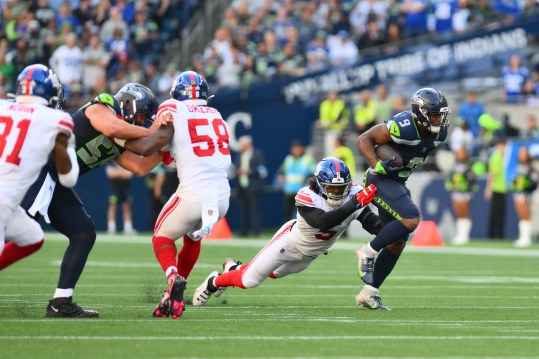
left=192, top=225, right=212, bottom=240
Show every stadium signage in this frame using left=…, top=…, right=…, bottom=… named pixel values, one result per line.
left=283, top=27, right=528, bottom=103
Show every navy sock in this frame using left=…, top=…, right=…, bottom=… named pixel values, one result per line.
left=370, top=220, right=411, bottom=252
left=372, top=248, right=401, bottom=289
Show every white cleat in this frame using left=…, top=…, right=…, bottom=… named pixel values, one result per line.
left=214, top=258, right=241, bottom=298
left=192, top=271, right=218, bottom=306
left=356, top=292, right=391, bottom=311
left=355, top=245, right=375, bottom=285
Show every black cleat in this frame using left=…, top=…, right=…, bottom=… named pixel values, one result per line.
left=45, top=297, right=99, bottom=318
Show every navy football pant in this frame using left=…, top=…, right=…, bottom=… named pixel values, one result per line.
left=22, top=168, right=96, bottom=290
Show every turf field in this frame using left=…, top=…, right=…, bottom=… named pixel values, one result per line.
left=1, top=232, right=538, bottom=359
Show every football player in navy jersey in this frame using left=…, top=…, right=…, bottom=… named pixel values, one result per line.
left=355, top=87, right=451, bottom=310
left=1, top=84, right=163, bottom=318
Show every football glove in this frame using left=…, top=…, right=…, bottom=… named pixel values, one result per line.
left=352, top=184, right=377, bottom=209
left=373, top=156, right=403, bottom=177
left=160, top=150, right=174, bottom=165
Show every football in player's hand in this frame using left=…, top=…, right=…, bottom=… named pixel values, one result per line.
left=375, top=144, right=404, bottom=167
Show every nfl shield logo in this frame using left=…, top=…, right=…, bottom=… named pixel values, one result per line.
left=208, top=210, right=214, bottom=216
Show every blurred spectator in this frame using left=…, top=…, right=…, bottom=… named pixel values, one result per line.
left=49, top=32, right=82, bottom=97
left=82, top=34, right=111, bottom=95
left=99, top=6, right=129, bottom=43
left=453, top=0, right=472, bottom=33
left=332, top=135, right=357, bottom=180
left=57, top=1, right=81, bottom=35
left=305, top=30, right=329, bottom=73
left=318, top=90, right=350, bottom=157
left=485, top=138, right=507, bottom=240
left=327, top=30, right=359, bottom=68
left=458, top=91, right=484, bottom=138
left=522, top=0, right=539, bottom=18
left=349, top=0, right=388, bottom=38
left=158, top=64, right=179, bottom=99
left=130, top=9, right=159, bottom=66
left=145, top=164, right=166, bottom=229
left=430, top=0, right=459, bottom=34
left=278, top=139, right=316, bottom=221
left=450, top=118, right=475, bottom=153
left=375, top=84, right=393, bottom=122
left=391, top=94, right=407, bottom=116
left=105, top=27, right=130, bottom=77
left=235, top=136, right=267, bottom=237
left=353, top=88, right=377, bottom=135
left=144, top=62, right=160, bottom=95
left=382, top=22, right=403, bottom=55
left=494, top=0, right=520, bottom=25
left=278, top=42, right=305, bottom=78
left=401, top=0, right=428, bottom=38
left=445, top=147, right=477, bottom=244
left=356, top=19, right=384, bottom=52
left=31, top=0, right=57, bottom=28
left=501, top=54, right=531, bottom=104
left=106, top=162, right=136, bottom=235
left=522, top=114, right=539, bottom=140
left=511, top=146, right=538, bottom=247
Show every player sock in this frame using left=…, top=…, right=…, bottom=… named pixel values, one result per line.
left=214, top=268, right=246, bottom=289
left=0, top=240, right=44, bottom=270
left=54, top=288, right=74, bottom=299
left=369, top=220, right=411, bottom=252
left=372, top=247, right=401, bottom=288
left=152, top=236, right=177, bottom=273
left=107, top=220, right=116, bottom=233
left=176, top=235, right=201, bottom=279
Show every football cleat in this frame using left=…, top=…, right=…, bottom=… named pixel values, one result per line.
left=356, top=292, right=391, bottom=311
left=153, top=291, right=171, bottom=318
left=355, top=245, right=375, bottom=285
left=152, top=272, right=187, bottom=319
left=214, top=258, right=242, bottom=298
left=45, top=297, right=99, bottom=318
left=192, top=271, right=219, bottom=306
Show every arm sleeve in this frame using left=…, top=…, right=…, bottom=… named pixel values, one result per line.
left=356, top=206, right=382, bottom=235
left=297, top=199, right=357, bottom=230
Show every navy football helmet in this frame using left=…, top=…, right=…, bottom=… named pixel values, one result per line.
left=15, top=64, right=63, bottom=109
left=411, top=88, right=450, bottom=134
left=314, top=157, right=352, bottom=208
left=170, top=71, right=209, bottom=104
left=115, top=83, right=158, bottom=128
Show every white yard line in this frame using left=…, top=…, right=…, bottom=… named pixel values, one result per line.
left=0, top=335, right=537, bottom=341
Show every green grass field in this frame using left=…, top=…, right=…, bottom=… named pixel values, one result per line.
left=1, top=233, right=538, bottom=359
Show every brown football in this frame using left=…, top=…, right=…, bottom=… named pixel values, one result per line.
left=375, top=144, right=404, bottom=167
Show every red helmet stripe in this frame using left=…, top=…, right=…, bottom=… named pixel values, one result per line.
left=25, top=66, right=37, bottom=95
left=333, top=158, right=340, bottom=174
left=189, top=72, right=196, bottom=99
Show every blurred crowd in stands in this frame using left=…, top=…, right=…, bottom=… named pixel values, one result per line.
left=0, top=0, right=198, bottom=109
left=3, top=0, right=539, bottom=110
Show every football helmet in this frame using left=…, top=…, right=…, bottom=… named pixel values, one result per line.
left=115, top=83, right=158, bottom=128
left=170, top=71, right=209, bottom=105
left=15, top=64, right=64, bottom=109
left=314, top=157, right=352, bottom=208
left=411, top=88, right=450, bottom=134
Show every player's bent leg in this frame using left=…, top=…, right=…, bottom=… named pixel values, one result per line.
left=176, top=235, right=201, bottom=279
left=0, top=208, right=44, bottom=270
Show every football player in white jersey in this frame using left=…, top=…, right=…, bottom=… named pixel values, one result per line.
left=191, top=157, right=379, bottom=306
left=0, top=64, right=78, bottom=266
left=124, top=71, right=232, bottom=319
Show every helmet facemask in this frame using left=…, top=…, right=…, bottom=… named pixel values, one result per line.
left=316, top=177, right=351, bottom=208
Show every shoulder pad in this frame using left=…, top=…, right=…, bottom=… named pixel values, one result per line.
left=94, top=93, right=122, bottom=117
left=386, top=112, right=421, bottom=144
left=295, top=187, right=315, bottom=207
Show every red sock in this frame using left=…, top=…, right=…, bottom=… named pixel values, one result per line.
left=214, top=264, right=248, bottom=288
left=152, top=236, right=177, bottom=273
left=0, top=240, right=44, bottom=270
left=176, top=235, right=201, bottom=279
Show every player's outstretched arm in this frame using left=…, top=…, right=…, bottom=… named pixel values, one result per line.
left=123, top=125, right=174, bottom=156
left=298, top=185, right=377, bottom=230
left=357, top=124, right=392, bottom=168
left=86, top=103, right=151, bottom=139
left=115, top=151, right=162, bottom=176
left=53, top=133, right=79, bottom=188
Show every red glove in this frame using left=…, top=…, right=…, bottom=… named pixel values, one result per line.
left=354, top=184, right=377, bottom=208
left=160, top=151, right=174, bottom=165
